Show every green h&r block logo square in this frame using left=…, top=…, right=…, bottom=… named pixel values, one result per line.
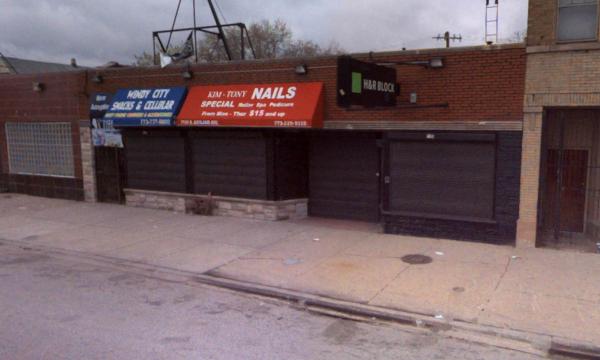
left=351, top=72, right=362, bottom=94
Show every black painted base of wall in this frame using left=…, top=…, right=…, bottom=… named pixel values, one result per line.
left=383, top=217, right=516, bottom=245
left=0, top=174, right=83, bottom=201
left=0, top=176, right=7, bottom=193
left=383, top=131, right=522, bottom=245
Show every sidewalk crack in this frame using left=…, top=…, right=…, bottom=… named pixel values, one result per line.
left=238, top=257, right=284, bottom=261
left=477, top=257, right=512, bottom=321
left=367, top=265, right=411, bottom=304
left=494, top=257, right=512, bottom=292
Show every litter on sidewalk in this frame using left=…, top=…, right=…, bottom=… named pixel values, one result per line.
left=283, top=258, right=302, bottom=266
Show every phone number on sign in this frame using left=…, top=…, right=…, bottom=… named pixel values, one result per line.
left=274, top=120, right=308, bottom=127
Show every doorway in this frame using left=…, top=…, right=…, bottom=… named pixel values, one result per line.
left=95, top=147, right=125, bottom=203
left=308, top=132, right=380, bottom=222
left=543, top=149, right=588, bottom=233
left=539, top=109, right=599, bottom=252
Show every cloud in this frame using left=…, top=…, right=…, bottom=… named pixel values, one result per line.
left=0, top=0, right=528, bottom=66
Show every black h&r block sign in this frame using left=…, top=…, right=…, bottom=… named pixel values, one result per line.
left=337, top=56, right=398, bottom=108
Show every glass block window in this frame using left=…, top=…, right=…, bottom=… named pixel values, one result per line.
left=6, top=122, right=75, bottom=177
left=558, top=0, right=598, bottom=42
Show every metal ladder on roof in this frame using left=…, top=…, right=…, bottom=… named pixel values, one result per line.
left=485, top=0, right=499, bottom=44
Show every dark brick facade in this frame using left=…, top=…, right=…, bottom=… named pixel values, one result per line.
left=383, top=131, right=522, bottom=245
left=0, top=174, right=83, bottom=200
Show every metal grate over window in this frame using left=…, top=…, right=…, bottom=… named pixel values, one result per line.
left=6, top=122, right=75, bottom=178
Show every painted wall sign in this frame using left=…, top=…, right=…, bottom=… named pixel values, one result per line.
left=92, top=129, right=124, bottom=148
left=90, top=93, right=112, bottom=121
left=90, top=93, right=123, bottom=147
left=103, top=87, right=187, bottom=127
left=176, top=82, right=324, bottom=128
left=337, top=56, right=398, bottom=108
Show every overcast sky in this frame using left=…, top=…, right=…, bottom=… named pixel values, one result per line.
left=0, top=0, right=528, bottom=66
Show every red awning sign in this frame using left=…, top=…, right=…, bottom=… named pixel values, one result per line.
left=176, top=82, right=324, bottom=128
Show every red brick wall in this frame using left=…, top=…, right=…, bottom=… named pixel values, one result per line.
left=0, top=71, right=87, bottom=179
left=86, top=44, right=526, bottom=124
left=342, top=46, right=525, bottom=123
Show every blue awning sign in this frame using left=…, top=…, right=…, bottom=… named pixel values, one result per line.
left=103, top=87, right=187, bottom=127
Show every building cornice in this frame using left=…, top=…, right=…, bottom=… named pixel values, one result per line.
left=527, top=42, right=600, bottom=54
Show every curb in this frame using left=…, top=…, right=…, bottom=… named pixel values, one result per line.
left=198, top=271, right=549, bottom=357
left=2, top=239, right=599, bottom=358
left=550, top=339, right=600, bottom=359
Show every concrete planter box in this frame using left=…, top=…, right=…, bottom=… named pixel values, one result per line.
left=124, top=188, right=307, bottom=221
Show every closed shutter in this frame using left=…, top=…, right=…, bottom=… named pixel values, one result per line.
left=309, top=133, right=379, bottom=222
left=191, top=130, right=267, bottom=199
left=124, top=131, right=186, bottom=193
left=274, top=133, right=308, bottom=200
left=387, top=138, right=495, bottom=220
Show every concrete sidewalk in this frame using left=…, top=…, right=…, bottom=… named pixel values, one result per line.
left=1, top=193, right=599, bottom=349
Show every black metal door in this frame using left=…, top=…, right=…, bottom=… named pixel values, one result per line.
left=124, top=131, right=186, bottom=193
left=95, top=147, right=124, bottom=203
left=308, top=132, right=380, bottom=222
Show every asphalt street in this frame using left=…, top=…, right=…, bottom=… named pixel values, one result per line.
left=0, top=244, right=545, bottom=360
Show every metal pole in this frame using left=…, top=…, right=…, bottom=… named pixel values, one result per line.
left=496, top=0, right=499, bottom=44
left=485, top=3, right=488, bottom=43
left=193, top=0, right=198, bottom=63
left=240, top=25, right=245, bottom=60
left=167, top=0, right=183, bottom=50
left=207, top=0, right=232, bottom=60
left=555, top=111, right=566, bottom=241
left=152, top=35, right=157, bottom=65
left=244, top=25, right=257, bottom=59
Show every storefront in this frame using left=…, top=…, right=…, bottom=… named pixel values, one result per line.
left=381, top=131, right=522, bottom=244
left=0, top=44, right=526, bottom=245
left=106, top=83, right=325, bottom=220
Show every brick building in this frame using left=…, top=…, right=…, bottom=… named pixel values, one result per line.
left=519, top=0, right=600, bottom=251
left=0, top=71, right=88, bottom=199
left=0, top=44, right=526, bottom=245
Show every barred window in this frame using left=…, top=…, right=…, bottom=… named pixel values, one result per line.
left=6, top=122, right=75, bottom=178
left=557, top=0, right=598, bottom=42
